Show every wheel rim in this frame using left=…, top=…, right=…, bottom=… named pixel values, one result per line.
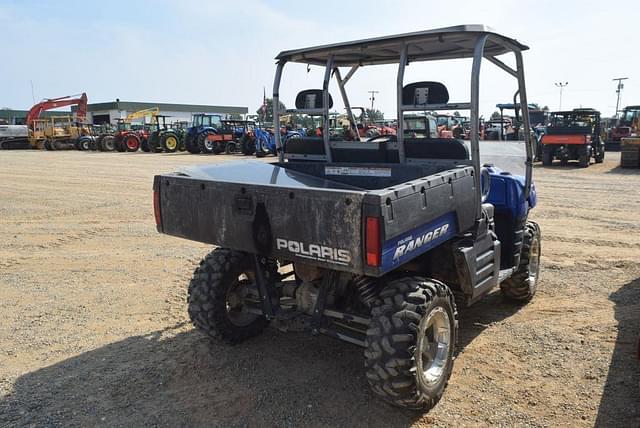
left=417, top=307, right=451, bottom=386
left=126, top=136, right=138, bottom=150
left=165, top=136, right=177, bottom=150
left=204, top=139, right=215, bottom=151
left=225, top=273, right=259, bottom=327
left=528, top=237, right=541, bottom=290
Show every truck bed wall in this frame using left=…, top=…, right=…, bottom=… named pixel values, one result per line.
left=155, top=163, right=477, bottom=277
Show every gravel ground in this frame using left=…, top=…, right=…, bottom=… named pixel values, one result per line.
left=0, top=150, right=638, bottom=427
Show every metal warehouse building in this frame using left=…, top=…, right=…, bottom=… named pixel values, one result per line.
left=72, top=100, right=248, bottom=124
left=0, top=109, right=71, bottom=125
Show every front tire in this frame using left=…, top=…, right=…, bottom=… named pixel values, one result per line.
left=365, top=277, right=458, bottom=410
left=188, top=249, right=268, bottom=344
left=500, top=221, right=541, bottom=302
left=161, top=132, right=179, bottom=153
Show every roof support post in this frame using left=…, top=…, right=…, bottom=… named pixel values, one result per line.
left=334, top=67, right=360, bottom=141
left=273, top=60, right=285, bottom=163
left=514, top=50, right=533, bottom=200
left=396, top=43, right=408, bottom=162
left=470, top=34, right=488, bottom=219
left=322, top=55, right=335, bottom=162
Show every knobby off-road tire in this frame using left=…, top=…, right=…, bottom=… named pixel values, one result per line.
left=578, top=153, right=589, bottom=168
left=188, top=248, right=268, bottom=344
left=161, top=132, right=179, bottom=153
left=102, top=136, right=115, bottom=152
left=365, top=276, right=458, bottom=410
left=197, top=131, right=218, bottom=154
left=500, top=221, right=541, bottom=302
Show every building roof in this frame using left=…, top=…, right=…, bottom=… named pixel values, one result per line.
left=71, top=101, right=248, bottom=115
left=276, top=25, right=528, bottom=66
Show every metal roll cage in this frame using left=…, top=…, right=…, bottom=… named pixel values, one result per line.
left=272, top=28, right=533, bottom=218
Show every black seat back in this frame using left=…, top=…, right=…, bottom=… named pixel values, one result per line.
left=404, top=138, right=469, bottom=160
left=402, top=82, right=449, bottom=106
left=295, top=90, right=334, bottom=109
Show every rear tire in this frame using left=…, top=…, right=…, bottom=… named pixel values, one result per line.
left=241, top=135, right=255, bottom=155
left=500, top=221, right=541, bottom=302
left=542, top=148, right=553, bottom=166
left=365, top=276, right=458, bottom=410
left=198, top=131, right=218, bottom=154
left=188, top=248, right=268, bottom=344
left=161, top=132, right=179, bottom=153
left=102, top=136, right=115, bottom=152
left=124, top=134, right=140, bottom=152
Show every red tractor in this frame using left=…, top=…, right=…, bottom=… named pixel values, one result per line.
left=113, top=119, right=143, bottom=152
left=608, top=105, right=640, bottom=150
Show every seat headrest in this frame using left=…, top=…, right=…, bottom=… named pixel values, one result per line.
left=295, top=89, right=334, bottom=110
left=402, top=82, right=449, bottom=106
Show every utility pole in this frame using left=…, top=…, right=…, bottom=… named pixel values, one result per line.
left=612, top=77, right=628, bottom=118
left=555, top=82, right=568, bottom=110
left=368, top=90, right=379, bottom=112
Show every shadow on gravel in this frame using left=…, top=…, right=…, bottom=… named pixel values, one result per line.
left=0, top=293, right=526, bottom=428
left=604, top=166, right=640, bottom=175
left=455, top=290, right=524, bottom=352
left=596, top=278, right=640, bottom=427
left=0, top=323, right=421, bottom=427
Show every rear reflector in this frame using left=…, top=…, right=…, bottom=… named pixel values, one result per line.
left=365, top=216, right=381, bottom=267
left=153, top=190, right=162, bottom=228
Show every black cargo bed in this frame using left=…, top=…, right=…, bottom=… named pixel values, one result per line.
left=155, top=161, right=476, bottom=276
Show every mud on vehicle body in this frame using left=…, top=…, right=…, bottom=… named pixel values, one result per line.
left=153, top=25, right=541, bottom=411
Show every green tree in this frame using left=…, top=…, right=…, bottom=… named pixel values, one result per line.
left=256, top=98, right=286, bottom=123
left=490, top=110, right=501, bottom=120
left=453, top=111, right=461, bottom=117
left=365, top=108, right=384, bottom=122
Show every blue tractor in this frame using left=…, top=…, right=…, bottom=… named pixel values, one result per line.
left=185, top=113, right=225, bottom=154
left=254, top=127, right=304, bottom=157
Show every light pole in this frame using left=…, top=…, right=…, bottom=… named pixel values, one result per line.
left=555, top=82, right=568, bottom=110
left=612, top=77, right=628, bottom=118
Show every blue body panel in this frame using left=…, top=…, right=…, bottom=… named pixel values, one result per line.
left=381, top=212, right=457, bottom=272
left=485, top=166, right=536, bottom=219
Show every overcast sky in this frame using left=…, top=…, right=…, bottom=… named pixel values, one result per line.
left=1, top=0, right=638, bottom=119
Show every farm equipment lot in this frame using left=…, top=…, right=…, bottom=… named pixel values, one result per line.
left=0, top=151, right=638, bottom=427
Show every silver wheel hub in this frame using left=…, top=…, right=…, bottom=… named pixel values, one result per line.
left=528, top=237, right=540, bottom=291
left=416, top=307, right=451, bottom=386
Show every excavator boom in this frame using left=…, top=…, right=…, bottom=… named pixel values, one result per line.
left=26, top=93, right=88, bottom=128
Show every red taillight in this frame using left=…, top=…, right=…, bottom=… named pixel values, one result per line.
left=153, top=190, right=162, bottom=227
left=365, top=216, right=381, bottom=267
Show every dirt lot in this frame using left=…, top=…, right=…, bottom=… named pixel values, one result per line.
left=0, top=150, right=638, bottom=427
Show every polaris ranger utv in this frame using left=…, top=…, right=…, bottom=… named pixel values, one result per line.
left=541, top=108, right=604, bottom=167
left=153, top=25, right=541, bottom=411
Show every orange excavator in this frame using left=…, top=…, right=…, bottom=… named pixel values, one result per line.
left=26, top=93, right=88, bottom=149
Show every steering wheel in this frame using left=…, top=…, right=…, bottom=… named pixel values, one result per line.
left=365, top=135, right=397, bottom=143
